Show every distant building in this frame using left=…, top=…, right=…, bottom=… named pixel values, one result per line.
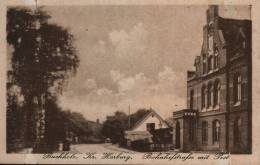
left=172, top=5, right=251, bottom=153
left=125, top=109, right=172, bottom=151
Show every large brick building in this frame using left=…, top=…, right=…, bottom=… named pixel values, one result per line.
left=172, top=6, right=251, bottom=153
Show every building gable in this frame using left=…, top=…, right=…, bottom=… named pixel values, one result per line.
left=130, top=110, right=170, bottom=132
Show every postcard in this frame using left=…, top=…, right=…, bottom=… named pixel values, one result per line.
left=0, top=0, right=259, bottom=164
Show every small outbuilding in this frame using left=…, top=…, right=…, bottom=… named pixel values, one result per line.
left=125, top=109, right=173, bottom=152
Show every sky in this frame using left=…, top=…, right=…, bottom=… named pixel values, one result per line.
left=43, top=5, right=251, bottom=122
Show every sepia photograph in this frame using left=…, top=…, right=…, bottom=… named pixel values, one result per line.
left=2, top=0, right=259, bottom=164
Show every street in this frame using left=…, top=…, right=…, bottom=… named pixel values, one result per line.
left=70, top=143, right=138, bottom=153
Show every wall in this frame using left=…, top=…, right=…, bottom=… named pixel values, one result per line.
left=174, top=6, right=251, bottom=153
left=182, top=117, right=197, bottom=151
left=229, top=111, right=249, bottom=153
left=229, top=60, right=249, bottom=111
left=197, top=114, right=226, bottom=151
left=187, top=71, right=228, bottom=113
left=172, top=119, right=184, bottom=150
left=228, top=54, right=251, bottom=153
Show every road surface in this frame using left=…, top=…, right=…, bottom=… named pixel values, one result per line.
left=71, top=143, right=138, bottom=153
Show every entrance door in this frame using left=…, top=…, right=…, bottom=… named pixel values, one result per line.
left=175, top=121, right=180, bottom=149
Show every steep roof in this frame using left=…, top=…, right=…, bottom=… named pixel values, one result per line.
left=218, top=17, right=251, bottom=49
left=189, top=16, right=251, bottom=82
left=128, top=109, right=150, bottom=128
left=128, top=109, right=170, bottom=131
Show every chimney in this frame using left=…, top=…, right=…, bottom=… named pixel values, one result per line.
left=207, top=5, right=219, bottom=24
left=96, top=119, right=100, bottom=124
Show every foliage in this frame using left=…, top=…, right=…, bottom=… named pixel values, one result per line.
left=63, top=111, right=93, bottom=135
left=43, top=98, right=66, bottom=151
left=7, top=7, right=79, bottom=97
left=102, top=111, right=128, bottom=144
left=129, top=109, right=150, bottom=128
left=6, top=6, right=80, bottom=151
left=44, top=100, right=94, bottom=151
left=101, top=109, right=152, bottom=144
left=6, top=85, right=26, bottom=152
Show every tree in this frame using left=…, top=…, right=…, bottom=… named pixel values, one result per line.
left=43, top=98, right=66, bottom=152
left=102, top=111, right=128, bottom=144
left=101, top=108, right=156, bottom=146
left=129, top=109, right=150, bottom=128
left=7, top=7, right=79, bottom=96
left=7, top=7, right=79, bottom=151
left=6, top=84, right=26, bottom=152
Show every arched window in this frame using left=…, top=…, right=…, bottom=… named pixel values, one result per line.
left=208, top=35, right=213, bottom=53
left=208, top=56, right=213, bottom=72
left=233, top=74, right=242, bottom=103
left=214, top=46, right=219, bottom=69
left=213, top=120, right=220, bottom=142
left=202, top=54, right=207, bottom=74
left=202, top=121, right=208, bottom=144
left=207, top=83, right=213, bottom=108
left=201, top=85, right=207, bottom=109
left=190, top=90, right=194, bottom=109
left=234, top=117, right=242, bottom=145
left=214, top=81, right=221, bottom=107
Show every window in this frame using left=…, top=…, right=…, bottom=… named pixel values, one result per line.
left=207, top=83, right=213, bottom=108
left=234, top=117, right=242, bottom=145
left=202, top=121, right=208, bottom=144
left=233, top=74, right=242, bottom=103
left=190, top=90, right=194, bottom=109
left=213, top=120, right=220, bottom=143
left=207, top=56, right=212, bottom=72
left=214, top=45, right=219, bottom=69
left=158, top=121, right=162, bottom=128
left=203, top=54, right=207, bottom=74
left=211, top=57, right=214, bottom=70
left=208, top=36, right=214, bottom=54
left=242, top=41, right=246, bottom=49
left=238, top=33, right=246, bottom=49
left=146, top=123, right=155, bottom=132
left=214, top=81, right=220, bottom=107
left=189, top=120, right=195, bottom=141
left=202, top=86, right=207, bottom=109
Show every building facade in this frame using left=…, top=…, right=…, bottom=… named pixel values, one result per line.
left=125, top=109, right=172, bottom=152
left=172, top=5, right=252, bottom=153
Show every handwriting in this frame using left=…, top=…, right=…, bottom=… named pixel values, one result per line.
left=101, top=152, right=133, bottom=162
